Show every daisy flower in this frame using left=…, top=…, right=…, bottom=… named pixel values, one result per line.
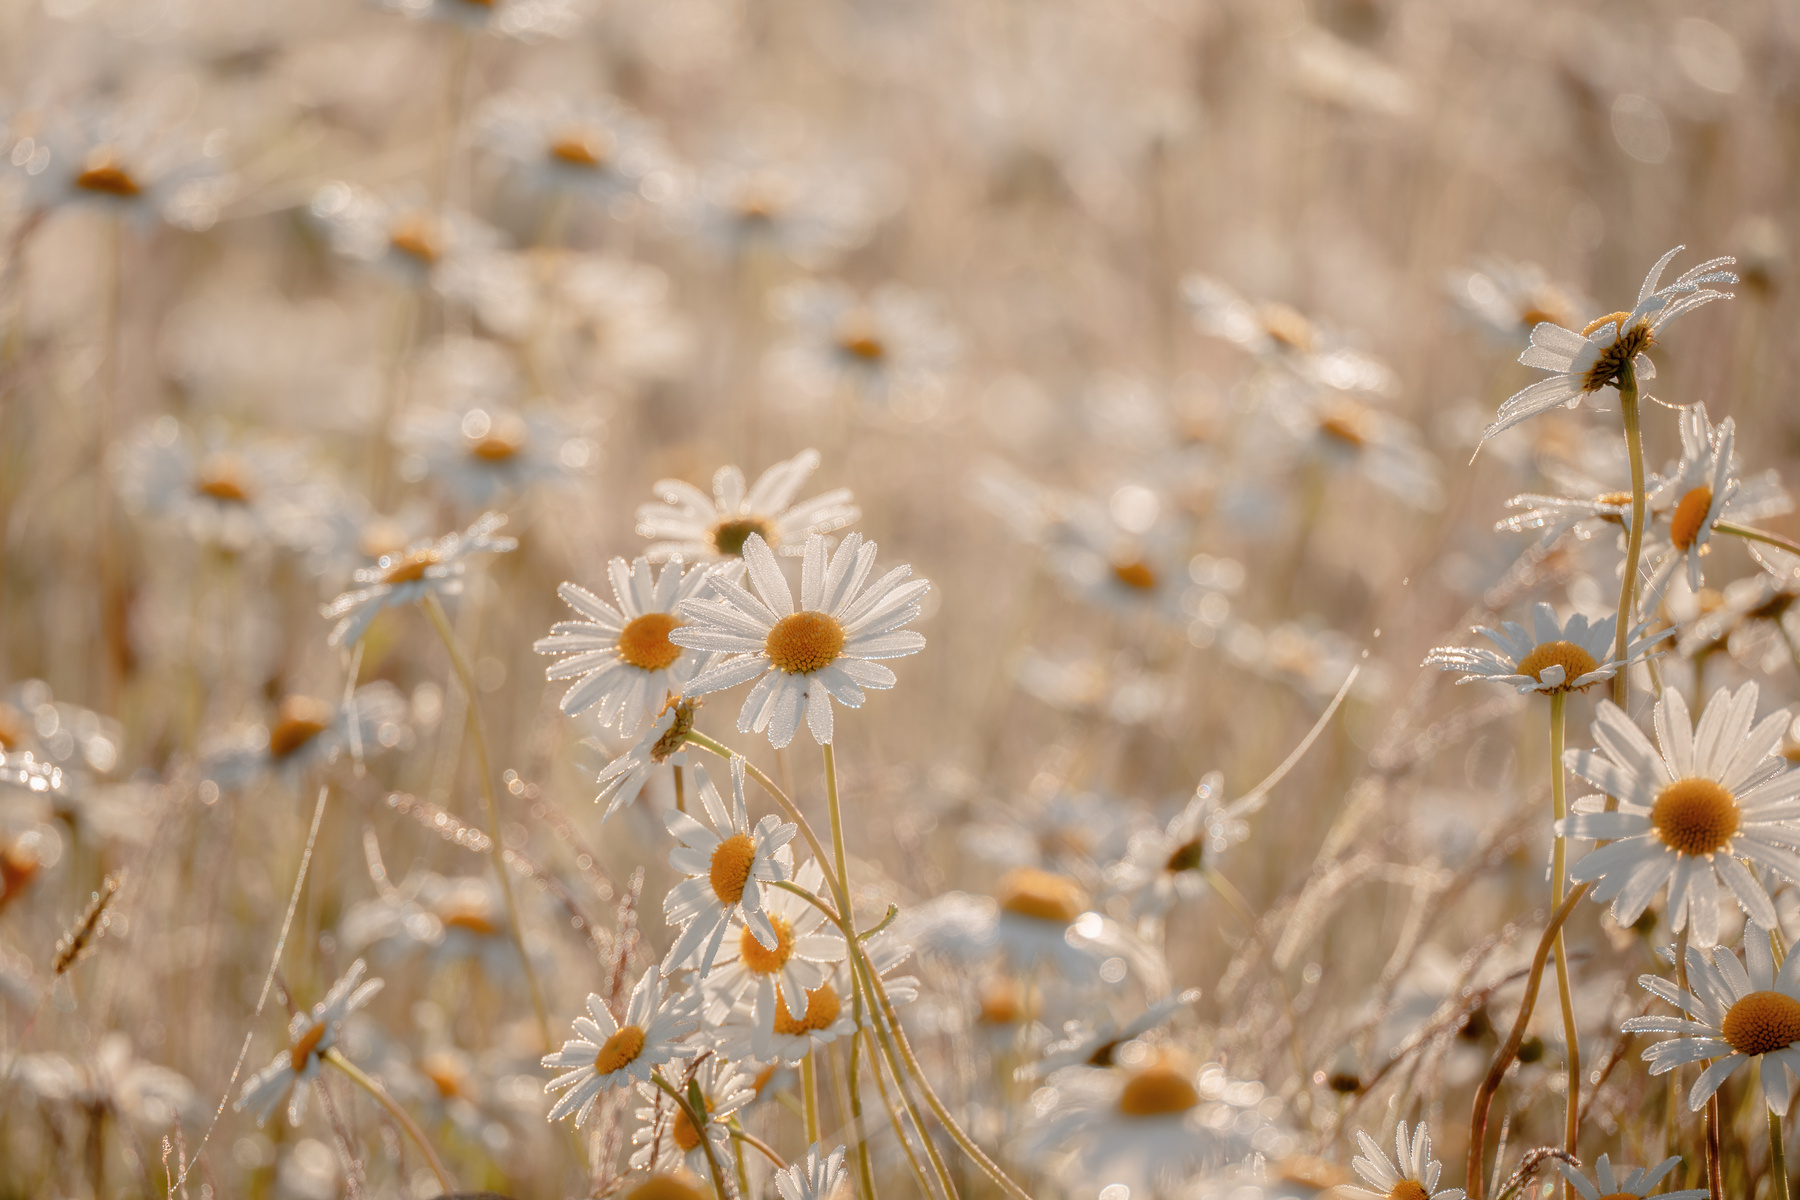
left=630, top=1055, right=757, bottom=1174
left=236, top=961, right=383, bottom=1127
left=535, top=558, right=734, bottom=735
left=1496, top=489, right=1638, bottom=548
left=202, top=683, right=409, bottom=790
left=112, top=421, right=329, bottom=555
left=592, top=699, right=697, bottom=819
left=1551, top=1155, right=1706, bottom=1200
left=9, top=105, right=228, bottom=231
left=1181, top=275, right=1397, bottom=393
left=541, top=968, right=701, bottom=1128
left=475, top=90, right=668, bottom=203
left=1447, top=257, right=1585, bottom=344
left=662, top=758, right=795, bottom=976
left=1425, top=602, right=1665, bottom=695
left=767, top=278, right=961, bottom=417
left=1559, top=682, right=1800, bottom=946
left=1270, top=390, right=1443, bottom=512
left=1024, top=989, right=1204, bottom=1078
left=701, top=859, right=845, bottom=1024
left=1042, top=494, right=1214, bottom=626
left=309, top=183, right=499, bottom=288
left=669, top=532, right=929, bottom=749
left=1645, top=403, right=1792, bottom=592
left=1623, top=926, right=1800, bottom=1114
left=394, top=405, right=590, bottom=509
left=1107, top=773, right=1248, bottom=920
left=636, top=449, right=860, bottom=562
left=1483, top=246, right=1737, bottom=441
left=320, top=512, right=516, bottom=648
left=714, top=935, right=915, bottom=1066
left=774, top=1143, right=851, bottom=1200
left=1347, top=1122, right=1464, bottom=1200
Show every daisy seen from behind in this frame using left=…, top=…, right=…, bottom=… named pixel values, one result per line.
left=1348, top=1121, right=1465, bottom=1200
left=541, top=967, right=700, bottom=1128
left=663, top=758, right=795, bottom=976
left=1425, top=602, right=1664, bottom=695
left=592, top=699, right=697, bottom=820
left=1559, top=682, right=1800, bottom=946
left=669, top=532, right=929, bottom=749
left=636, top=448, right=859, bottom=561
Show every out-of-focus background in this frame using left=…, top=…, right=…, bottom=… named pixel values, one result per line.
left=2, top=0, right=1798, bottom=1197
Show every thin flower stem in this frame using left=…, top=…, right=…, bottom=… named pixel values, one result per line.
left=851, top=953, right=960, bottom=1200
left=673, top=763, right=687, bottom=814
left=846, top=1009, right=879, bottom=1200
left=802, top=1051, right=822, bottom=1144
left=1612, top=360, right=1645, bottom=727
left=421, top=591, right=553, bottom=1052
left=1466, top=881, right=1592, bottom=1200
left=865, top=1029, right=945, bottom=1200
left=727, top=1122, right=787, bottom=1169
left=823, top=742, right=877, bottom=1200
left=1771, top=1105, right=1790, bottom=1200
left=653, top=1072, right=733, bottom=1200
left=1717, top=520, right=1800, bottom=559
left=684, top=731, right=843, bottom=904
left=1548, top=692, right=1580, bottom=1193
left=323, top=1049, right=455, bottom=1195
left=1200, top=866, right=1307, bottom=1085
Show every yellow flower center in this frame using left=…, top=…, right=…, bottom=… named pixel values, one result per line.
left=438, top=897, right=498, bottom=936
left=1514, top=640, right=1600, bottom=690
left=1722, top=990, right=1800, bottom=1057
left=549, top=129, right=613, bottom=168
left=1111, top=561, right=1158, bottom=591
left=772, top=983, right=841, bottom=1036
left=652, top=699, right=696, bottom=763
left=738, top=914, right=795, bottom=974
left=269, top=696, right=335, bottom=759
left=996, top=867, right=1086, bottom=924
left=618, top=612, right=684, bottom=672
left=626, top=1175, right=710, bottom=1200
left=1318, top=400, right=1373, bottom=448
left=977, top=977, right=1039, bottom=1026
left=419, top=1051, right=468, bottom=1098
left=593, top=1024, right=647, bottom=1074
left=382, top=547, right=441, bottom=584
left=1670, top=486, right=1714, bottom=552
left=1388, top=1183, right=1431, bottom=1200
left=1593, top=490, right=1633, bottom=526
left=389, top=214, right=442, bottom=265
left=195, top=453, right=254, bottom=503
left=1116, top=1065, right=1201, bottom=1116
left=468, top=413, right=530, bottom=461
left=711, top=517, right=775, bottom=557
left=1259, top=302, right=1313, bottom=351
left=837, top=312, right=885, bottom=361
left=672, top=1094, right=714, bottom=1152
left=765, top=611, right=845, bottom=675
left=1650, top=777, right=1739, bottom=856
left=75, top=159, right=140, bottom=197
left=709, top=833, right=758, bottom=906
left=1578, top=311, right=1654, bottom=392
left=290, top=1021, right=328, bottom=1073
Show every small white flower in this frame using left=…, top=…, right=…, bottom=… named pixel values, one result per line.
left=1559, top=683, right=1800, bottom=946
left=711, top=938, right=913, bottom=1066
left=1346, top=1121, right=1465, bottom=1200
left=1425, top=602, right=1664, bottom=695
left=701, top=859, right=845, bottom=1023
left=1484, top=246, right=1736, bottom=441
left=202, top=683, right=409, bottom=790
left=670, top=532, right=928, bottom=749
left=1624, top=927, right=1800, bottom=1114
left=636, top=449, right=859, bottom=562
left=1551, top=1154, right=1706, bottom=1200
left=630, top=1055, right=757, bottom=1174
left=319, top=513, right=516, bottom=647
left=536, top=558, right=735, bottom=735
left=663, top=759, right=795, bottom=975
left=541, top=968, right=700, bottom=1127
left=774, top=1142, right=852, bottom=1200
left=236, top=961, right=383, bottom=1127
left=1645, top=403, right=1792, bottom=592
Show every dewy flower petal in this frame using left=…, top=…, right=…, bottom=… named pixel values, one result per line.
left=1426, top=601, right=1665, bottom=696
left=661, top=758, right=795, bottom=977
left=636, top=449, right=860, bottom=562
left=540, top=967, right=700, bottom=1129
left=319, top=512, right=517, bottom=647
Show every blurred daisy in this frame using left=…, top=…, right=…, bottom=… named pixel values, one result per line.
left=767, top=279, right=960, bottom=416
left=1483, top=246, right=1737, bottom=441
left=1681, top=574, right=1800, bottom=669
left=202, top=683, right=409, bottom=789
left=8, top=106, right=228, bottom=230
left=536, top=558, right=730, bottom=735
left=702, top=858, right=845, bottom=1023
left=630, top=1056, right=757, bottom=1174
left=1025, top=989, right=1203, bottom=1078
left=320, top=512, right=516, bottom=647
left=663, top=758, right=795, bottom=976
left=671, top=532, right=928, bottom=748
left=1043, top=495, right=1211, bottom=626
left=774, top=1143, right=851, bottom=1200
left=476, top=90, right=667, bottom=202
left=1645, top=403, right=1791, bottom=592
left=1182, top=276, right=1397, bottom=393
left=681, top=154, right=883, bottom=265
left=237, top=961, right=384, bottom=1127
left=395, top=405, right=590, bottom=509
left=541, top=969, right=700, bottom=1127
left=1497, top=490, right=1636, bottom=547
left=1425, top=602, right=1664, bottom=695
left=1274, top=391, right=1443, bottom=511
left=637, top=449, right=860, bottom=561
left=1108, top=773, right=1248, bottom=920
left=112, top=421, right=329, bottom=555
left=1447, top=258, right=1585, bottom=344
left=1559, top=683, right=1800, bottom=945
left=1624, top=927, right=1800, bottom=1114
left=592, top=699, right=696, bottom=819
left=1347, top=1121, right=1464, bottom=1200
left=310, top=183, right=498, bottom=288
left=1551, top=1155, right=1706, bottom=1200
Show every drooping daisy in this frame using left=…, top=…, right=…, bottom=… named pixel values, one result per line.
left=1483, top=246, right=1737, bottom=441
left=629, top=1055, right=757, bottom=1174
left=1644, top=403, right=1792, bottom=592
left=1551, top=1154, right=1706, bottom=1200
left=701, top=859, right=845, bottom=1023
left=236, top=961, right=384, bottom=1127
left=394, top=405, right=590, bottom=509
left=1624, top=927, right=1800, bottom=1114
left=536, top=559, right=735, bottom=735
left=592, top=699, right=696, bottom=819
left=1425, top=602, right=1665, bottom=695
left=669, top=532, right=928, bottom=748
left=1346, top=1121, right=1464, bottom=1200
left=541, top=969, right=701, bottom=1128
left=636, top=449, right=860, bottom=562
left=320, top=512, right=516, bottom=648
left=663, top=759, right=795, bottom=976
left=773, top=1143, right=851, bottom=1200
left=1559, top=683, right=1800, bottom=945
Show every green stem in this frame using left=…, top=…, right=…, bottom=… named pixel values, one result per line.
left=727, top=1122, right=786, bottom=1169
left=824, top=743, right=877, bottom=1200
left=1772, top=1105, right=1790, bottom=1200
left=802, top=1051, right=822, bottom=1144
left=325, top=1049, right=455, bottom=1195
left=421, top=592, right=552, bottom=1052
left=864, top=1030, right=942, bottom=1200
left=673, top=762, right=686, bottom=814
left=1717, top=520, right=1800, bottom=560
left=652, top=1073, right=732, bottom=1200
left=1549, top=692, right=1580, bottom=1190
left=1612, top=360, right=1645, bottom=723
